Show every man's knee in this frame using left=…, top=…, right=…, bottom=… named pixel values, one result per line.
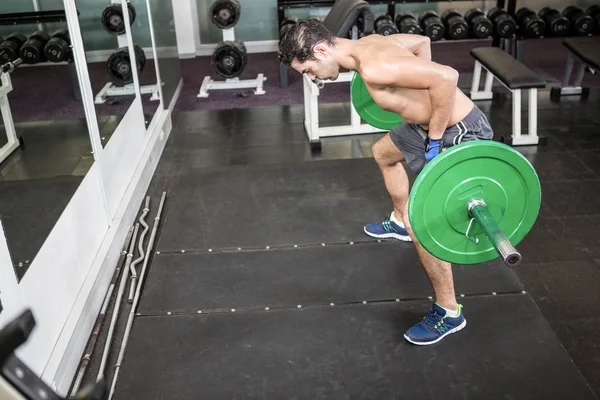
left=372, top=134, right=405, bottom=167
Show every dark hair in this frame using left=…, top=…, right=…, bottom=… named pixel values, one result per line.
left=278, top=18, right=336, bottom=66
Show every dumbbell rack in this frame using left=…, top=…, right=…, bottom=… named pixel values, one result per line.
left=198, top=27, right=267, bottom=98
left=95, top=0, right=159, bottom=105
left=497, top=0, right=600, bottom=62
left=0, top=9, right=73, bottom=164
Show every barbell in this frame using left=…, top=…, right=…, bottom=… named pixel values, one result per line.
left=349, top=73, right=541, bottom=268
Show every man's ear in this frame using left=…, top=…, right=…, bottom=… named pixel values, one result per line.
left=313, top=42, right=328, bottom=59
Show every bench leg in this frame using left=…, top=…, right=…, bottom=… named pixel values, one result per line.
left=484, top=69, right=494, bottom=93
left=555, top=53, right=586, bottom=97
left=303, top=75, right=321, bottom=145
left=512, top=89, right=521, bottom=142
left=574, top=63, right=587, bottom=87
left=470, top=61, right=494, bottom=100
left=562, top=53, right=575, bottom=87
left=508, top=88, right=540, bottom=146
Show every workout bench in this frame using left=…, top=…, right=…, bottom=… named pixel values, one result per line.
left=552, top=38, right=600, bottom=99
left=469, top=47, right=546, bottom=146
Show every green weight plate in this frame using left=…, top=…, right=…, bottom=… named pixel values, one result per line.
left=350, top=73, right=403, bottom=130
left=408, top=140, right=541, bottom=265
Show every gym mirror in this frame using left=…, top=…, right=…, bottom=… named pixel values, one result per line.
left=79, top=0, right=139, bottom=147
left=0, top=0, right=95, bottom=281
left=130, top=0, right=160, bottom=128
left=149, top=0, right=181, bottom=109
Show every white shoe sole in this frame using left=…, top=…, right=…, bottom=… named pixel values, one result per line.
left=363, top=227, right=413, bottom=242
left=403, top=319, right=467, bottom=346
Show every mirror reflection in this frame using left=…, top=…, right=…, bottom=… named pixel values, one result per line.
left=130, top=0, right=160, bottom=128
left=79, top=0, right=138, bottom=147
left=149, top=0, right=181, bottom=109
left=0, top=0, right=95, bottom=281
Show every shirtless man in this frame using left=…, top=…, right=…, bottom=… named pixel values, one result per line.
left=278, top=19, right=493, bottom=345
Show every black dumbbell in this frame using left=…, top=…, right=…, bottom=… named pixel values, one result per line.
left=464, top=8, right=493, bottom=38
left=0, top=33, right=27, bottom=63
left=210, top=0, right=241, bottom=29
left=20, top=31, right=51, bottom=64
left=374, top=14, right=398, bottom=36
left=43, top=29, right=71, bottom=62
left=515, top=7, right=546, bottom=38
left=562, top=6, right=594, bottom=35
left=538, top=7, right=570, bottom=36
left=441, top=9, right=468, bottom=40
left=101, top=2, right=136, bottom=36
left=588, top=5, right=600, bottom=33
left=487, top=8, right=517, bottom=38
left=106, top=45, right=146, bottom=85
left=419, top=10, right=445, bottom=41
left=395, top=12, right=421, bottom=35
left=211, top=40, right=248, bottom=79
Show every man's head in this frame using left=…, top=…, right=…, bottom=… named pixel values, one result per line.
left=278, top=18, right=340, bottom=82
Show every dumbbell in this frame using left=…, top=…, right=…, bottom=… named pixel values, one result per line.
left=20, top=31, right=51, bottom=64
left=43, top=29, right=71, bottom=62
left=106, top=45, right=146, bottom=86
left=374, top=14, right=398, bottom=36
left=101, top=2, right=136, bottom=36
left=419, top=10, right=445, bottom=41
left=562, top=6, right=594, bottom=35
left=0, top=33, right=27, bottom=63
left=588, top=5, right=600, bottom=33
left=395, top=12, right=421, bottom=35
left=464, top=8, right=493, bottom=38
left=441, top=9, right=468, bottom=40
left=487, top=8, right=517, bottom=38
left=538, top=7, right=570, bottom=36
left=515, top=7, right=546, bottom=38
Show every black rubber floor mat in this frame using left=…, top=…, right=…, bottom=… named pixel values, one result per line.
left=155, top=158, right=394, bottom=251
left=0, top=175, right=83, bottom=279
left=139, top=243, right=523, bottom=315
left=113, top=295, right=596, bottom=400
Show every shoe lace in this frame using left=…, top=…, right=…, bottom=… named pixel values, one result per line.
left=420, top=309, right=444, bottom=331
left=382, top=214, right=395, bottom=233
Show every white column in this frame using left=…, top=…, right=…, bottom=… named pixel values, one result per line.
left=172, top=0, right=201, bottom=58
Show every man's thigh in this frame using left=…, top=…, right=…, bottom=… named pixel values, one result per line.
left=387, top=122, right=427, bottom=173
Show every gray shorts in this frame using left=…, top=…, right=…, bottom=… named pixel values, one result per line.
left=390, top=105, right=494, bottom=174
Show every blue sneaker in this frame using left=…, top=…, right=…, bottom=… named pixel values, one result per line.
left=404, top=303, right=467, bottom=345
left=363, top=213, right=412, bottom=242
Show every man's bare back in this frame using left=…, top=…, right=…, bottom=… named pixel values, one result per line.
left=351, top=34, right=474, bottom=129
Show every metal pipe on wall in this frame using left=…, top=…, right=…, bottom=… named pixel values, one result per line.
left=108, top=192, right=167, bottom=400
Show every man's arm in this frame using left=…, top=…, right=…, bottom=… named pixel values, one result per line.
left=393, top=34, right=431, bottom=61
left=362, top=55, right=458, bottom=140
